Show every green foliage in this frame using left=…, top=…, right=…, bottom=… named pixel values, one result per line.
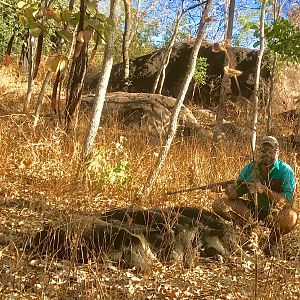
left=8, top=0, right=115, bottom=69
left=86, top=138, right=130, bottom=189
left=159, top=14, right=193, bottom=48
left=231, top=4, right=261, bottom=48
left=193, top=57, right=208, bottom=85
left=233, top=15, right=258, bottom=47
left=106, top=13, right=157, bottom=65
left=1, top=0, right=159, bottom=68
left=265, top=18, right=300, bottom=64
left=0, top=0, right=22, bottom=57
left=238, top=15, right=299, bottom=65
left=21, top=2, right=109, bottom=40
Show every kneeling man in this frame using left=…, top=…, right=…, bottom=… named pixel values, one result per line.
left=212, top=136, right=298, bottom=255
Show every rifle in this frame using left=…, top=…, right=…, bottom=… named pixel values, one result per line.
left=166, top=179, right=236, bottom=195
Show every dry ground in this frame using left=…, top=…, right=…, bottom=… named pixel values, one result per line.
left=0, top=65, right=300, bottom=299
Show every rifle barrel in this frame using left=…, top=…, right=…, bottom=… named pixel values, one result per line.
left=167, top=179, right=236, bottom=195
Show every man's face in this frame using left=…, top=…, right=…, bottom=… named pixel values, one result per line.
left=258, top=143, right=278, bottom=166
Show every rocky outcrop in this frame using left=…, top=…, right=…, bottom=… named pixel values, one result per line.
left=81, top=92, right=211, bottom=141
left=85, top=41, right=299, bottom=114
left=81, top=92, right=243, bottom=141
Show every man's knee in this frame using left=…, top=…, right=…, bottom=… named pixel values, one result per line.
left=212, top=198, right=238, bottom=220
left=277, top=208, right=298, bottom=234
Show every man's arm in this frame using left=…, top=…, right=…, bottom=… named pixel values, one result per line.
left=250, top=182, right=291, bottom=208
left=213, top=163, right=254, bottom=198
left=246, top=179, right=294, bottom=209
left=261, top=164, right=295, bottom=209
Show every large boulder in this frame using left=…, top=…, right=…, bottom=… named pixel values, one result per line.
left=81, top=92, right=243, bottom=141
left=85, top=41, right=299, bottom=114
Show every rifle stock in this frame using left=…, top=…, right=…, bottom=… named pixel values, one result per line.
left=167, top=179, right=236, bottom=195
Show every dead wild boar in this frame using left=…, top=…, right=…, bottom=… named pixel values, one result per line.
left=30, top=217, right=151, bottom=271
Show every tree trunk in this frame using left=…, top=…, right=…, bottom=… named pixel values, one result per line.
left=227, top=0, right=241, bottom=98
left=152, top=9, right=183, bottom=94
left=141, top=0, right=213, bottom=199
left=69, top=0, right=75, bottom=10
left=23, top=34, right=35, bottom=113
left=19, top=32, right=29, bottom=72
left=83, top=0, right=120, bottom=158
left=122, top=0, right=160, bottom=87
left=65, top=0, right=88, bottom=135
left=266, top=1, right=281, bottom=135
left=122, top=0, right=132, bottom=84
left=23, top=0, right=49, bottom=112
left=33, top=70, right=52, bottom=132
left=211, top=0, right=235, bottom=174
left=65, top=43, right=88, bottom=134
left=32, top=33, right=44, bottom=80
left=5, top=32, right=15, bottom=66
left=293, top=101, right=300, bottom=142
left=266, top=54, right=277, bottom=134
left=251, top=0, right=267, bottom=151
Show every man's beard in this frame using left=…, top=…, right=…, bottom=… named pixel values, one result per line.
left=260, top=156, right=275, bottom=166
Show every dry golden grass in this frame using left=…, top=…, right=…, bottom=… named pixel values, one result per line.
left=1, top=65, right=300, bottom=299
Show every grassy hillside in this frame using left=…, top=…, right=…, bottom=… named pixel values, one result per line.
left=0, top=65, right=300, bottom=299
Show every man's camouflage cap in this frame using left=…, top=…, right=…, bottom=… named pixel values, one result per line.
left=260, top=136, right=279, bottom=149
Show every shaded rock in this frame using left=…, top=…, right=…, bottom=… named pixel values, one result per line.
left=87, top=41, right=264, bottom=105
left=81, top=92, right=245, bottom=142
left=81, top=92, right=212, bottom=141
left=273, top=66, right=300, bottom=114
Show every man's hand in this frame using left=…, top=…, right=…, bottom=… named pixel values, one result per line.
left=246, top=181, right=267, bottom=194
left=211, top=185, right=225, bottom=193
left=210, top=184, right=238, bottom=200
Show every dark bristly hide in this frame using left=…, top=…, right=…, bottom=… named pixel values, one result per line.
left=30, top=206, right=238, bottom=270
